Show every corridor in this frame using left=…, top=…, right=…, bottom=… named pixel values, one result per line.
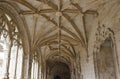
left=0, top=0, right=120, bottom=79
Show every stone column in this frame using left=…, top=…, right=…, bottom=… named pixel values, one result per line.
left=39, top=65, right=42, bottom=79
left=21, top=53, right=29, bottom=79
left=14, top=46, right=19, bottom=79
left=43, top=63, right=46, bottom=79
left=33, top=59, right=35, bottom=79
left=28, top=54, right=33, bottom=79
left=36, top=62, right=38, bottom=79
left=37, top=62, right=40, bottom=79
left=114, top=33, right=120, bottom=79
left=4, top=43, right=12, bottom=79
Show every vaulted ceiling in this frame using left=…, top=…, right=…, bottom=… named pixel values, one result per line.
left=4, top=0, right=120, bottom=66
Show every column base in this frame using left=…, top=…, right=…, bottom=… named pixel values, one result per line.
left=3, top=77, right=9, bottom=79
left=3, top=73, right=9, bottom=79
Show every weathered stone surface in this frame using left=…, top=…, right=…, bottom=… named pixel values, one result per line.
left=0, top=0, right=119, bottom=79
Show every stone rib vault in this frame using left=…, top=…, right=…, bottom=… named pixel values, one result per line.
left=0, top=0, right=120, bottom=79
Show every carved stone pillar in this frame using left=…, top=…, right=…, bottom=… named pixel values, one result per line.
left=14, top=47, right=19, bottom=79
left=21, top=53, right=29, bottom=79
left=28, top=54, right=33, bottom=79
left=39, top=65, right=42, bottom=79
left=37, top=62, right=40, bottom=79
left=4, top=43, right=12, bottom=79
left=43, top=63, right=46, bottom=79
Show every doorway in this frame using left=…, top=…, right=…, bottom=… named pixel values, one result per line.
left=47, top=61, right=70, bottom=79
left=54, top=75, right=61, bottom=79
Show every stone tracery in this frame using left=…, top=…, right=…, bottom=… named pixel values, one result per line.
left=0, top=9, right=23, bottom=79
left=0, top=0, right=120, bottom=79
left=93, top=25, right=119, bottom=79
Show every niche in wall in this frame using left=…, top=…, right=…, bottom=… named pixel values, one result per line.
left=96, top=37, right=116, bottom=79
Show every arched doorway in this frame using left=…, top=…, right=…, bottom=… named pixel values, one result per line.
left=47, top=61, right=71, bottom=79
left=54, top=75, right=61, bottom=79
left=96, top=37, right=116, bottom=79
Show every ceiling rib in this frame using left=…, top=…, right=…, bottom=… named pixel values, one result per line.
left=61, top=26, right=81, bottom=41
left=62, top=13, right=85, bottom=46
left=71, top=3, right=83, bottom=13
left=37, top=34, right=79, bottom=47
left=47, top=50, right=71, bottom=63
left=13, top=0, right=38, bottom=12
left=33, top=26, right=57, bottom=48
left=48, top=49, right=73, bottom=59
left=37, top=0, right=58, bottom=11
left=62, top=9, right=80, bottom=13
left=20, top=9, right=55, bottom=15
left=40, top=14, right=58, bottom=26
left=61, top=44, right=76, bottom=58
left=32, top=16, right=38, bottom=44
